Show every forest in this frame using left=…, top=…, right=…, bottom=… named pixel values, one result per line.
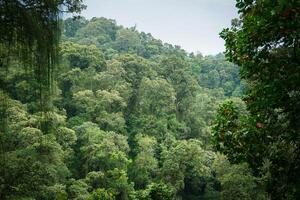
left=0, top=0, right=299, bottom=200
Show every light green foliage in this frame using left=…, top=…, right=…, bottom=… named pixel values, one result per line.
left=95, top=59, right=131, bottom=95
left=55, top=127, right=77, bottom=149
left=73, top=89, right=126, bottom=133
left=61, top=42, right=106, bottom=71
left=68, top=179, right=90, bottom=200
left=161, top=139, right=214, bottom=198
left=64, top=17, right=88, bottom=38
left=159, top=56, right=199, bottom=118
left=184, top=91, right=219, bottom=141
left=74, top=122, right=129, bottom=175
left=137, top=77, right=176, bottom=116
left=43, top=184, right=68, bottom=200
left=104, top=169, right=134, bottom=200
left=111, top=54, right=154, bottom=87
left=129, top=134, right=158, bottom=189
left=0, top=93, right=71, bottom=199
left=88, top=188, right=115, bottom=200
left=114, top=28, right=143, bottom=53
left=135, top=182, right=176, bottom=200
left=129, top=77, right=177, bottom=138
left=75, top=17, right=118, bottom=47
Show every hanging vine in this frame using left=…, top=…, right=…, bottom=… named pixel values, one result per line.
left=0, top=0, right=85, bottom=132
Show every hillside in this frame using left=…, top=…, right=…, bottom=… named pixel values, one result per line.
left=0, top=17, right=265, bottom=200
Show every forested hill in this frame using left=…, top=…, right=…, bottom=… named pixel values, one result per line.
left=62, top=17, right=243, bottom=97
left=1, top=17, right=267, bottom=200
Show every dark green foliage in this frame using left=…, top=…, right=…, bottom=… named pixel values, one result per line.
left=214, top=0, right=300, bottom=199
left=213, top=155, right=268, bottom=200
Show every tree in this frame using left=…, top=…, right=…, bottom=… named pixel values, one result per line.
left=73, top=122, right=129, bottom=176
left=136, top=182, right=176, bottom=200
left=192, top=54, right=242, bottom=97
left=72, top=89, right=126, bottom=133
left=75, top=17, right=118, bottom=46
left=114, top=28, right=143, bottom=53
left=212, top=154, right=269, bottom=200
left=0, top=92, right=71, bottom=199
left=61, top=42, right=106, bottom=71
left=129, top=77, right=178, bottom=139
left=67, top=179, right=90, bottom=200
left=88, top=188, right=115, bottom=200
left=184, top=91, right=219, bottom=141
left=137, top=77, right=176, bottom=116
left=161, top=139, right=215, bottom=198
left=129, top=134, right=158, bottom=189
left=159, top=55, right=199, bottom=121
left=64, top=17, right=88, bottom=38
left=217, top=0, right=300, bottom=199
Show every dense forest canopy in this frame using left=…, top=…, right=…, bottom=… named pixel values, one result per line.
left=0, top=0, right=299, bottom=200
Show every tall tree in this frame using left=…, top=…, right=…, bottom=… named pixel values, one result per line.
left=215, top=0, right=300, bottom=199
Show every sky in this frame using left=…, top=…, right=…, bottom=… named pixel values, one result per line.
left=80, top=0, right=238, bottom=55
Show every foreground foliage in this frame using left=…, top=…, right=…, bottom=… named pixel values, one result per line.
left=215, top=0, right=300, bottom=199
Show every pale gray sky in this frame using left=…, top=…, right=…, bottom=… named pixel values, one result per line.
left=81, top=0, right=238, bottom=55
